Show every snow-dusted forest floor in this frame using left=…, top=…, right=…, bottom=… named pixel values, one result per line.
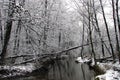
left=96, top=62, right=120, bottom=80
left=0, top=64, right=35, bottom=78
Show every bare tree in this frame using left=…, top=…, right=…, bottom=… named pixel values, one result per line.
left=92, top=0, right=105, bottom=57
left=111, top=0, right=120, bottom=62
left=80, top=16, right=85, bottom=58
left=43, top=0, right=48, bottom=53
left=116, top=0, right=120, bottom=34
left=88, top=0, right=96, bottom=64
left=99, top=0, right=115, bottom=62
left=0, top=9, right=3, bottom=48
left=12, top=0, right=25, bottom=63
left=0, top=0, right=16, bottom=64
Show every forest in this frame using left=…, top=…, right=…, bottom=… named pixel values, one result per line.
left=0, top=0, right=120, bottom=80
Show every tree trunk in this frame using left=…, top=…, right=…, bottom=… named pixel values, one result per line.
left=88, top=0, right=96, bottom=64
left=116, top=0, right=120, bottom=62
left=116, top=0, right=120, bottom=34
left=92, top=0, right=105, bottom=57
left=99, top=0, right=115, bottom=62
left=111, top=0, right=120, bottom=62
left=13, top=0, right=25, bottom=56
left=13, top=19, right=21, bottom=54
left=0, top=9, right=3, bottom=47
left=0, top=0, right=15, bottom=64
left=43, top=0, right=48, bottom=53
left=80, top=16, right=85, bottom=58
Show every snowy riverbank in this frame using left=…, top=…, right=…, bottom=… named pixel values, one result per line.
left=75, top=57, right=120, bottom=80
left=96, top=62, right=120, bottom=80
left=0, top=64, right=35, bottom=78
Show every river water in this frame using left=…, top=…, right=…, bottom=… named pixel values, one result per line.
left=3, top=59, right=94, bottom=80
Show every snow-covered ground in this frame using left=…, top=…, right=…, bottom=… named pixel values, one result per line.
left=0, top=64, right=35, bottom=72
left=76, top=57, right=120, bottom=80
left=0, top=64, right=35, bottom=78
left=96, top=62, right=120, bottom=80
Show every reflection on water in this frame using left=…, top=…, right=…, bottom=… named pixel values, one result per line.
left=47, top=59, right=94, bottom=80
left=4, top=59, right=94, bottom=80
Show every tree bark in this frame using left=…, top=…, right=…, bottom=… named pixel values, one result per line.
left=99, top=0, right=115, bottom=62
left=112, top=0, right=120, bottom=62
left=92, top=0, right=105, bottom=57
left=13, top=19, right=21, bottom=55
left=88, top=0, right=96, bottom=64
left=116, top=0, right=120, bottom=34
left=0, top=0, right=15, bottom=64
left=13, top=0, right=25, bottom=56
left=43, top=0, right=48, bottom=53
left=0, top=9, right=3, bottom=47
left=116, top=0, right=120, bottom=62
left=80, top=16, right=85, bottom=58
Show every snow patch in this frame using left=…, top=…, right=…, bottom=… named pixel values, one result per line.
left=96, top=62, right=120, bottom=80
left=0, top=64, right=35, bottom=72
left=96, top=69, right=120, bottom=80
left=0, top=64, right=35, bottom=78
left=97, top=62, right=112, bottom=71
left=75, top=57, right=90, bottom=63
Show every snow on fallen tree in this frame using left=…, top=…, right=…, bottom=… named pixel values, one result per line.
left=75, top=57, right=91, bottom=63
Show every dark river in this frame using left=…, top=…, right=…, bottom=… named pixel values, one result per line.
left=2, top=59, right=94, bottom=80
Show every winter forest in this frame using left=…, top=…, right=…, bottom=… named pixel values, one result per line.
left=0, top=0, right=120, bottom=80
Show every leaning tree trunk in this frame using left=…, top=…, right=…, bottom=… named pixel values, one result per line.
left=88, top=0, right=96, bottom=64
left=111, top=0, right=120, bottom=62
left=116, top=0, right=120, bottom=62
left=99, top=0, right=115, bottom=62
left=12, top=0, right=25, bottom=64
left=92, top=0, right=105, bottom=57
left=116, top=0, right=120, bottom=34
left=0, top=0, right=15, bottom=64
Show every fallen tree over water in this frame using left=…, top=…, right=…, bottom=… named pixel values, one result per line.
left=5, top=40, right=108, bottom=60
left=0, top=40, right=112, bottom=79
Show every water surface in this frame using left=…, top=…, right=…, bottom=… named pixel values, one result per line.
left=3, top=59, right=94, bottom=80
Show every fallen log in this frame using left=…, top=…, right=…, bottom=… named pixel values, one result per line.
left=54, top=40, right=108, bottom=56
left=10, top=41, right=109, bottom=65
left=96, top=56, right=112, bottom=62
left=5, top=53, right=53, bottom=59
left=5, top=55, right=34, bottom=59
left=4, top=41, right=108, bottom=60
